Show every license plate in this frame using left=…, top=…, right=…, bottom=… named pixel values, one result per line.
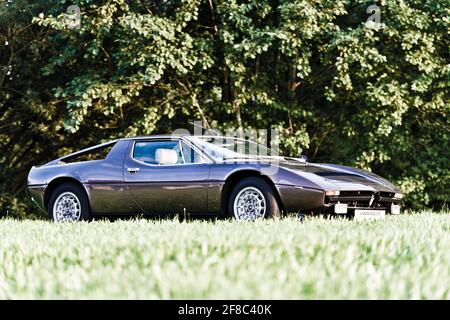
left=354, top=209, right=385, bottom=221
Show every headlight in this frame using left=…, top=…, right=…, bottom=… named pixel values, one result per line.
left=325, top=190, right=340, bottom=196
left=393, top=193, right=403, bottom=199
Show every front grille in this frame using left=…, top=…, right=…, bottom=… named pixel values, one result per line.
left=325, top=191, right=399, bottom=208
left=380, top=191, right=395, bottom=198
left=339, top=191, right=373, bottom=197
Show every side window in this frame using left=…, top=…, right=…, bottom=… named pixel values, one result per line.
left=133, top=141, right=183, bottom=165
left=181, top=142, right=205, bottom=164
left=60, top=142, right=116, bottom=163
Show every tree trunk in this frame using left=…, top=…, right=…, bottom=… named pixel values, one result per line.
left=233, top=99, right=243, bottom=132
left=191, top=93, right=210, bottom=129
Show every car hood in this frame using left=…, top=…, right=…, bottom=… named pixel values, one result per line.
left=277, top=159, right=400, bottom=192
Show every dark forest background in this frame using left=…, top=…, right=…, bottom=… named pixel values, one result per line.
left=0, top=0, right=448, bottom=217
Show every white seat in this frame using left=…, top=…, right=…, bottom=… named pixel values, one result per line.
left=155, top=148, right=178, bottom=165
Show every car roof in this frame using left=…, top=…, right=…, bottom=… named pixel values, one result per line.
left=121, top=135, right=252, bottom=141
left=121, top=134, right=185, bottom=141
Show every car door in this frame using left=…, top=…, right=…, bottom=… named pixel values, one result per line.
left=123, top=138, right=210, bottom=214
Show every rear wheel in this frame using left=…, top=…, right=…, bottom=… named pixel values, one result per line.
left=228, top=177, right=281, bottom=220
left=48, top=183, right=91, bottom=222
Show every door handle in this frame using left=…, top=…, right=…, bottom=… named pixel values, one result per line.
left=127, top=167, right=140, bottom=173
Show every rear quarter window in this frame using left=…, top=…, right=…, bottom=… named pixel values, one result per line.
left=60, top=142, right=116, bottom=163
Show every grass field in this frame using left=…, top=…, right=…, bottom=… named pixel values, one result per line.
left=1, top=211, right=449, bottom=299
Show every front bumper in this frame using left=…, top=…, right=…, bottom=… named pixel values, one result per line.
left=325, top=190, right=402, bottom=215
left=274, top=185, right=402, bottom=215
left=330, top=203, right=401, bottom=215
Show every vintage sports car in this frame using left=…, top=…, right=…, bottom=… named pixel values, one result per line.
left=28, top=135, right=403, bottom=222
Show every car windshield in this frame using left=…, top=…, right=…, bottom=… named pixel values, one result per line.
left=189, top=136, right=276, bottom=160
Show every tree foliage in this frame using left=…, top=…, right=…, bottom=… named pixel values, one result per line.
left=0, top=0, right=448, bottom=217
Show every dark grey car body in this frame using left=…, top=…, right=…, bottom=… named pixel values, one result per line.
left=28, top=135, right=402, bottom=216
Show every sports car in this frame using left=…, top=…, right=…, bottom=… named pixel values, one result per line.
left=27, top=135, right=403, bottom=222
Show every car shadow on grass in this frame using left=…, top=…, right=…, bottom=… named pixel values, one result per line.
left=93, top=212, right=354, bottom=223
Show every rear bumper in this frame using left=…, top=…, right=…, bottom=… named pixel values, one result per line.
left=28, top=185, right=46, bottom=212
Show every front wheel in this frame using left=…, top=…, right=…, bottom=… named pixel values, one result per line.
left=228, top=177, right=281, bottom=221
left=47, top=183, right=91, bottom=222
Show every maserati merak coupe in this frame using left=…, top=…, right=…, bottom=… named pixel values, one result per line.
left=28, top=135, right=403, bottom=222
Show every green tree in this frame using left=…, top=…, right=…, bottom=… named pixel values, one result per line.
left=1, top=0, right=448, bottom=217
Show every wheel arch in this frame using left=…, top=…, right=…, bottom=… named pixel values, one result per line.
left=44, top=177, right=88, bottom=211
left=221, top=170, right=284, bottom=215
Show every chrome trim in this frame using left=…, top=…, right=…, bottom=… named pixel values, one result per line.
left=179, top=140, right=186, bottom=164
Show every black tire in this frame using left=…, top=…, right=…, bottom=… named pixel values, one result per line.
left=47, top=182, right=91, bottom=222
left=228, top=177, right=281, bottom=220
